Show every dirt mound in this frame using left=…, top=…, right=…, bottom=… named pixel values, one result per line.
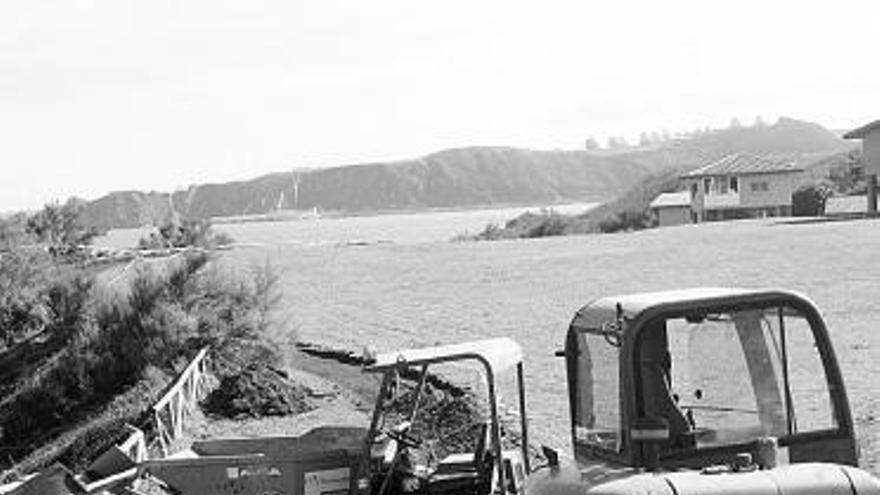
left=203, top=364, right=314, bottom=419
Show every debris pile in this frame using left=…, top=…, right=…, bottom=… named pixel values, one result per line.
left=202, top=364, right=314, bottom=419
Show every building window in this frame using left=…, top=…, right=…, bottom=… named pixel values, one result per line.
left=704, top=178, right=711, bottom=194
left=730, top=177, right=738, bottom=193
left=750, top=181, right=769, bottom=192
left=691, top=183, right=698, bottom=198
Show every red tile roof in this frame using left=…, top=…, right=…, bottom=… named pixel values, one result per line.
left=843, top=120, right=880, bottom=140
left=682, top=153, right=802, bottom=178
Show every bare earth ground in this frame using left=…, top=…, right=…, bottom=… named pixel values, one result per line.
left=216, top=218, right=880, bottom=474
left=178, top=349, right=376, bottom=446
left=134, top=350, right=372, bottom=495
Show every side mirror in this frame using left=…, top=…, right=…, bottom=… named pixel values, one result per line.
left=631, top=416, right=669, bottom=472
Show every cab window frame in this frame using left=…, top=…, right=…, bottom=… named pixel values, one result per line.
left=628, top=297, right=851, bottom=462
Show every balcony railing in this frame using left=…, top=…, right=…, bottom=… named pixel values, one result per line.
left=703, top=192, right=741, bottom=209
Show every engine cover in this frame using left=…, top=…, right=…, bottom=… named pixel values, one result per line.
left=588, top=463, right=880, bottom=495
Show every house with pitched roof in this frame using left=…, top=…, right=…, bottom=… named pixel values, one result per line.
left=843, top=120, right=880, bottom=214
left=682, top=153, right=803, bottom=222
left=844, top=120, right=880, bottom=172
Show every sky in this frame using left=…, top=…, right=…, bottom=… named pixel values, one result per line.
left=2, top=0, right=880, bottom=212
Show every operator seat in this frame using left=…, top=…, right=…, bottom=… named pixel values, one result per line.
left=428, top=422, right=492, bottom=495
left=639, top=319, right=693, bottom=449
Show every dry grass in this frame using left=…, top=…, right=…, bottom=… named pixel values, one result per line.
left=220, top=217, right=880, bottom=474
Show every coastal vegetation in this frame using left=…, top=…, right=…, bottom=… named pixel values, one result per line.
left=1, top=204, right=494, bottom=483
left=138, top=217, right=234, bottom=250
left=0, top=206, right=281, bottom=478
left=469, top=168, right=684, bottom=239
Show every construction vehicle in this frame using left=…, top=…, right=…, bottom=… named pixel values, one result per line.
left=527, top=288, right=880, bottom=494
left=140, top=337, right=531, bottom=495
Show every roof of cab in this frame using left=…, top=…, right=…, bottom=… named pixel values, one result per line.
left=569, top=287, right=803, bottom=332
left=365, top=337, right=523, bottom=374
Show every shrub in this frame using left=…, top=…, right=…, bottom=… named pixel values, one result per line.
left=471, top=222, right=503, bottom=241
left=139, top=218, right=234, bottom=250
left=524, top=214, right=569, bottom=238
left=0, top=250, right=284, bottom=472
left=0, top=213, right=29, bottom=252
left=11, top=365, right=170, bottom=476
left=0, top=249, right=54, bottom=347
left=792, top=183, right=832, bottom=216
left=597, top=210, right=651, bottom=233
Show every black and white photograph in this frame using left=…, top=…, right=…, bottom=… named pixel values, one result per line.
left=2, top=1, right=880, bottom=493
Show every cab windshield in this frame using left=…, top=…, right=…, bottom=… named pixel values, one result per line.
left=653, top=305, right=836, bottom=449
left=573, top=304, right=837, bottom=455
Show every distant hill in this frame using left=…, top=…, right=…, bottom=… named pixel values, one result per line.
left=79, top=117, right=854, bottom=230
left=81, top=148, right=654, bottom=229
left=80, top=191, right=176, bottom=231
left=678, top=117, right=850, bottom=156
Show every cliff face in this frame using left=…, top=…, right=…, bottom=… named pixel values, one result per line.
left=81, top=147, right=653, bottom=229
left=79, top=191, right=176, bottom=231
left=79, top=118, right=853, bottom=229
left=294, top=147, right=650, bottom=211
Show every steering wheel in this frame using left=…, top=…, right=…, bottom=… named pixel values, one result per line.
left=385, top=428, right=422, bottom=449
left=375, top=426, right=422, bottom=495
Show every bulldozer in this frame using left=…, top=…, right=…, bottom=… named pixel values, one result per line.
left=527, top=287, right=880, bottom=494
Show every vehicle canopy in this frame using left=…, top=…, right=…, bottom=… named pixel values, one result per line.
left=363, top=338, right=530, bottom=495
left=564, top=288, right=856, bottom=470
left=365, top=337, right=524, bottom=376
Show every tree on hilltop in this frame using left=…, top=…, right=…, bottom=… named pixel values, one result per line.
left=607, top=136, right=629, bottom=149
left=25, top=200, right=99, bottom=252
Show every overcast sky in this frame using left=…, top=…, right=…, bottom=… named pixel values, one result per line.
left=2, top=0, right=879, bottom=211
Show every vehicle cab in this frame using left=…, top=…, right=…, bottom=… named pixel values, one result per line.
left=564, top=288, right=857, bottom=471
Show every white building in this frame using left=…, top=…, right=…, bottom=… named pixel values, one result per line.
left=649, top=191, right=692, bottom=227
